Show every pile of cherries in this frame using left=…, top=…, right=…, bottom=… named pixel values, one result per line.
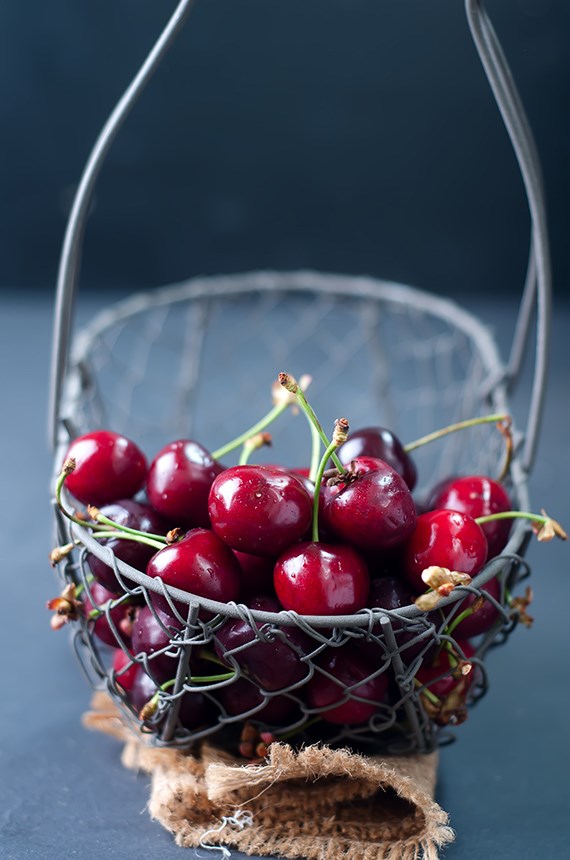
left=49, top=373, right=563, bottom=750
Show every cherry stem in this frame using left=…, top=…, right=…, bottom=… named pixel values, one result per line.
left=476, top=511, right=547, bottom=526
left=92, top=530, right=166, bottom=551
left=444, top=605, right=477, bottom=639
left=414, top=678, right=441, bottom=705
left=278, top=372, right=345, bottom=473
left=311, top=418, right=349, bottom=543
left=308, top=420, right=322, bottom=484
left=404, top=413, right=510, bottom=453
left=55, top=466, right=107, bottom=531
left=88, top=506, right=170, bottom=545
left=212, top=404, right=287, bottom=461
left=238, top=432, right=272, bottom=466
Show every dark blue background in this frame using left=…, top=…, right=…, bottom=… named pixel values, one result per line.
left=1, top=0, right=567, bottom=296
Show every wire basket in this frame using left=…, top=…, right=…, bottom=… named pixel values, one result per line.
left=49, top=1, right=551, bottom=756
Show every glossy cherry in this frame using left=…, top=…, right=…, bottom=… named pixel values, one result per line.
left=208, top=465, right=313, bottom=557
left=306, top=645, right=389, bottom=724
left=273, top=542, right=369, bottom=616
left=128, top=666, right=210, bottom=729
left=337, top=427, right=417, bottom=490
left=214, top=597, right=310, bottom=690
left=87, top=499, right=170, bottom=592
left=146, top=439, right=224, bottom=528
left=325, top=457, right=416, bottom=553
left=402, top=510, right=488, bottom=594
left=147, top=528, right=242, bottom=610
left=430, top=475, right=513, bottom=558
left=64, top=430, right=147, bottom=506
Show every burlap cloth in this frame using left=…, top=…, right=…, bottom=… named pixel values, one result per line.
left=83, top=692, right=454, bottom=860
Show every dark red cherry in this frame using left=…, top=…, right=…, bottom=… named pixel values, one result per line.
left=208, top=465, right=313, bottom=557
left=128, top=666, right=210, bottom=729
left=129, top=666, right=159, bottom=713
left=214, top=597, right=310, bottom=691
left=338, top=427, right=417, bottom=490
left=64, top=430, right=147, bottom=506
left=402, top=510, right=488, bottom=594
left=111, top=649, right=138, bottom=694
left=83, top=581, right=137, bottom=648
left=431, top=476, right=513, bottom=558
left=449, top=577, right=501, bottom=638
left=217, top=678, right=299, bottom=724
left=87, top=499, right=170, bottom=592
left=146, top=439, right=224, bottom=528
left=325, top=457, right=416, bottom=553
left=273, top=542, right=369, bottom=615
left=147, top=528, right=242, bottom=610
left=232, top=550, right=276, bottom=598
left=306, top=645, right=389, bottom=724
left=131, top=604, right=182, bottom=680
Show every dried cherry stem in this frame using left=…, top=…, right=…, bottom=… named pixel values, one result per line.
left=404, top=413, right=510, bottom=453
left=475, top=510, right=567, bottom=541
left=311, top=418, right=349, bottom=543
left=212, top=374, right=312, bottom=461
left=279, top=372, right=345, bottom=473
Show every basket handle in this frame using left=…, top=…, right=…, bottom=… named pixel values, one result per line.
left=48, top=0, right=196, bottom=451
left=465, top=0, right=551, bottom=473
left=49, top=0, right=552, bottom=475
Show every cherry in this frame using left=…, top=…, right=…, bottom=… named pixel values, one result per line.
left=337, top=427, right=417, bottom=490
left=87, top=499, right=170, bottom=592
left=402, top=510, right=488, bottom=594
left=306, top=645, right=389, bottom=724
left=111, top=648, right=138, bottom=694
left=147, top=528, right=242, bottom=611
left=214, top=597, right=310, bottom=690
left=325, top=457, right=417, bottom=553
left=232, top=550, right=276, bottom=598
left=208, top=465, right=313, bottom=557
left=448, top=577, right=501, bottom=638
left=63, top=430, right=147, bottom=506
left=217, top=678, right=299, bottom=723
left=146, top=439, right=224, bottom=528
left=430, top=476, right=513, bottom=558
left=83, top=581, right=137, bottom=648
left=131, top=604, right=182, bottom=680
left=273, top=541, right=369, bottom=615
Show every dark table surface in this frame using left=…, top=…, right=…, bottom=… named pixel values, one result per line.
left=1, top=286, right=569, bottom=860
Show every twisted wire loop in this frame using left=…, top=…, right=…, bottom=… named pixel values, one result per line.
left=49, top=0, right=548, bottom=754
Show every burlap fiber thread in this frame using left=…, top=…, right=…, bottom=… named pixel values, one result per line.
left=84, top=692, right=454, bottom=860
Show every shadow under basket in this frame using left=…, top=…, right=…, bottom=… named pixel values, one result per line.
left=52, top=271, right=534, bottom=756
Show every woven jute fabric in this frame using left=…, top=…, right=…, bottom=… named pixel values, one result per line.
left=83, top=692, right=454, bottom=860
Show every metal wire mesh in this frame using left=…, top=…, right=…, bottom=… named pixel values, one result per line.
left=52, top=273, right=531, bottom=755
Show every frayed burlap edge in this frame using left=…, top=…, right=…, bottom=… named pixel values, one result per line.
left=83, top=692, right=454, bottom=860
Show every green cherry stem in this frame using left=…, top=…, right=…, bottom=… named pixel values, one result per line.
left=238, top=432, right=272, bottom=466
left=87, top=505, right=169, bottom=545
left=308, top=419, right=323, bottom=484
left=279, top=372, right=345, bottom=473
left=212, top=375, right=311, bottom=461
left=475, top=510, right=567, bottom=540
left=404, top=413, right=510, bottom=453
left=311, top=418, right=349, bottom=543
left=55, top=461, right=107, bottom=531
left=92, top=530, right=166, bottom=551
